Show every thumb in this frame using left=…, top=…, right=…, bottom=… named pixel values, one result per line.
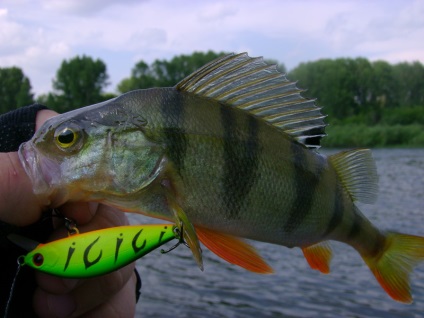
left=0, top=152, right=46, bottom=226
left=0, top=109, right=58, bottom=226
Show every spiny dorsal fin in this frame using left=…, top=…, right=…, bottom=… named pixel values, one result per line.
left=176, top=53, right=326, bottom=149
left=329, top=149, right=378, bottom=204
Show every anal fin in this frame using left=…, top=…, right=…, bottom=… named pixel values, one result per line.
left=196, top=226, right=273, bottom=274
left=302, top=241, right=332, bottom=274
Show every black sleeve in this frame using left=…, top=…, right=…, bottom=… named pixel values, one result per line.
left=0, top=104, right=53, bottom=317
left=0, top=104, right=48, bottom=152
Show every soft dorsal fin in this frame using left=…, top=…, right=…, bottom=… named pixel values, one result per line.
left=329, top=149, right=378, bottom=204
left=175, top=53, right=326, bottom=149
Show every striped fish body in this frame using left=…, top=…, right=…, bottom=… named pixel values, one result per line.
left=116, top=88, right=358, bottom=249
left=19, top=53, right=424, bottom=303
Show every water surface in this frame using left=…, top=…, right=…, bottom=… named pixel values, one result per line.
left=131, top=148, right=424, bottom=317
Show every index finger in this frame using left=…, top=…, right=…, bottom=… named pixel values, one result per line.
left=57, top=202, right=128, bottom=229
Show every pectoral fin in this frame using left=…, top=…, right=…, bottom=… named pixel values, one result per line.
left=302, top=241, right=333, bottom=274
left=166, top=194, right=203, bottom=271
left=196, top=226, right=274, bottom=274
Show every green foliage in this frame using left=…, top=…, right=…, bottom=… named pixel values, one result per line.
left=51, top=55, right=109, bottom=112
left=322, top=105, right=424, bottom=147
left=393, top=61, right=424, bottom=107
left=323, top=124, right=424, bottom=148
left=0, top=67, right=34, bottom=113
left=99, top=92, right=118, bottom=101
left=118, top=51, right=227, bottom=93
left=290, top=58, right=424, bottom=123
left=381, top=106, right=424, bottom=125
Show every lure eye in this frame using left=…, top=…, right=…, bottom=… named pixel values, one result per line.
left=32, top=253, right=44, bottom=267
left=54, top=124, right=83, bottom=151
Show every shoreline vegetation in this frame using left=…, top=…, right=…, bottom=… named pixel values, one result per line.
left=1, top=51, right=423, bottom=148
left=323, top=123, right=424, bottom=148
left=321, top=106, right=424, bottom=148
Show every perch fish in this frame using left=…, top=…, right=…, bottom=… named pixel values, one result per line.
left=19, top=53, right=424, bottom=303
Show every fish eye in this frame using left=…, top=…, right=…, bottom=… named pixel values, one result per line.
left=57, top=128, right=76, bottom=146
left=54, top=124, right=83, bottom=150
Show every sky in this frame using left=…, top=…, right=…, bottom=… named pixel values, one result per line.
left=1, top=0, right=423, bottom=97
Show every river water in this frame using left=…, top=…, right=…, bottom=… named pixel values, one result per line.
left=130, top=148, right=424, bottom=318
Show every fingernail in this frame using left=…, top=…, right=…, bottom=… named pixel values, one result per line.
left=48, top=294, right=76, bottom=318
left=88, top=202, right=99, bottom=216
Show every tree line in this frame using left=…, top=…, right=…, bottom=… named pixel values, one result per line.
left=290, top=58, right=424, bottom=125
left=1, top=51, right=423, bottom=128
left=0, top=51, right=228, bottom=114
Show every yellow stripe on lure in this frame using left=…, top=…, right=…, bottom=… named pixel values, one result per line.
left=9, top=224, right=178, bottom=278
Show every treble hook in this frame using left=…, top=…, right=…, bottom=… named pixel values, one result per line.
left=53, top=209, right=79, bottom=235
left=160, top=224, right=189, bottom=254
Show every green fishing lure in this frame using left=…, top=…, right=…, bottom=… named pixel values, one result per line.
left=9, top=224, right=178, bottom=278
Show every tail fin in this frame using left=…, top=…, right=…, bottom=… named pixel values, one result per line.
left=361, top=232, right=424, bottom=303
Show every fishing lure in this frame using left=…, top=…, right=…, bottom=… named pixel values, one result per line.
left=8, top=224, right=180, bottom=278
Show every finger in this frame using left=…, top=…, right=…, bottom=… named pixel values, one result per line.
left=0, top=152, right=46, bottom=225
left=80, top=272, right=137, bottom=318
left=35, top=272, right=80, bottom=294
left=36, top=109, right=58, bottom=130
left=0, top=109, right=58, bottom=226
left=33, top=263, right=135, bottom=318
left=56, top=202, right=97, bottom=226
left=58, top=203, right=129, bottom=230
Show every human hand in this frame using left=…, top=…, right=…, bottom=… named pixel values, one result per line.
left=33, top=202, right=137, bottom=318
left=0, top=109, right=58, bottom=226
left=0, top=109, right=138, bottom=317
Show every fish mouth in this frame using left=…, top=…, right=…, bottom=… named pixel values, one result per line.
left=18, top=142, right=56, bottom=198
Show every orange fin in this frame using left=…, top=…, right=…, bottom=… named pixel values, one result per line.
left=196, top=226, right=273, bottom=274
left=302, top=241, right=332, bottom=274
left=361, top=232, right=424, bottom=303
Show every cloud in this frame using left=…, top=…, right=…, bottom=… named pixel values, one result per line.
left=0, top=8, right=30, bottom=55
left=40, top=0, right=147, bottom=16
left=197, top=3, right=238, bottom=22
left=0, top=0, right=423, bottom=96
left=128, top=28, right=168, bottom=51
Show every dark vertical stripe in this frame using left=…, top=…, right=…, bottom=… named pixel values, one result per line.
left=283, top=143, right=323, bottom=233
left=347, top=211, right=363, bottom=240
left=161, top=92, right=187, bottom=174
left=221, top=106, right=260, bottom=219
left=323, top=183, right=345, bottom=237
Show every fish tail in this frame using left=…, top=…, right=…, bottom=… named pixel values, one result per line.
left=361, top=232, right=424, bottom=303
